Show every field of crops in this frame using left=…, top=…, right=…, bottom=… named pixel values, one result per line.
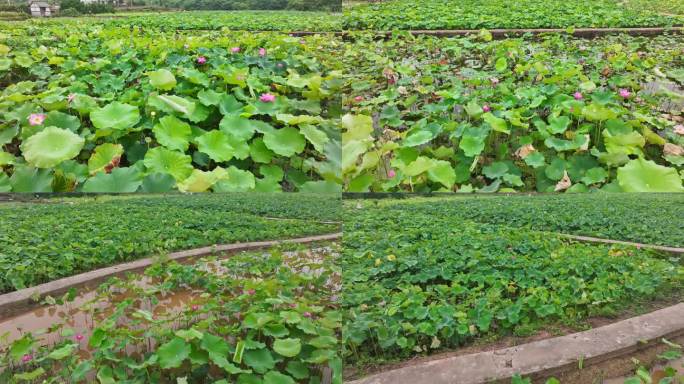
left=358, top=193, right=684, bottom=247
left=1, top=244, right=342, bottom=384
left=0, top=193, right=340, bottom=293
left=343, top=0, right=684, bottom=30
left=342, top=33, right=684, bottom=193
left=342, top=196, right=684, bottom=376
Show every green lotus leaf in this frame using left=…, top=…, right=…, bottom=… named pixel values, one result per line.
left=299, top=124, right=329, bottom=152
left=342, top=113, right=373, bottom=142
left=580, top=167, right=608, bottom=185
left=177, top=168, right=228, bottom=193
left=82, top=167, right=142, bottom=193
left=483, top=161, right=508, bottom=179
left=148, top=69, right=177, bottom=91
left=141, top=172, right=176, bottom=193
left=524, top=152, right=545, bottom=168
left=482, top=113, right=509, bottom=134
left=263, top=371, right=295, bottom=384
left=249, top=137, right=275, bottom=163
left=582, top=103, right=617, bottom=122
left=219, top=115, right=258, bottom=141
left=88, top=143, right=124, bottom=174
left=180, top=67, right=210, bottom=86
left=544, top=135, right=588, bottom=152
left=243, top=349, right=275, bottom=373
left=9, top=165, right=53, bottom=192
left=197, top=89, right=223, bottom=106
left=503, top=173, right=524, bottom=186
left=70, top=94, right=98, bottom=114
left=617, top=158, right=684, bottom=192
left=148, top=93, right=196, bottom=116
left=153, top=115, right=192, bottom=152
left=0, top=151, right=15, bottom=166
left=299, top=180, right=342, bottom=193
left=402, top=130, right=434, bottom=147
left=0, top=172, right=10, bottom=192
left=90, top=102, right=141, bottom=130
left=157, top=337, right=190, bottom=369
left=213, top=166, right=255, bottom=192
left=273, top=338, right=302, bottom=358
left=603, top=129, right=644, bottom=156
left=143, top=147, right=193, bottom=181
left=21, top=127, right=84, bottom=168
left=218, top=94, right=244, bottom=115
left=44, top=111, right=80, bottom=132
left=13, top=368, right=45, bottom=381
left=263, top=127, right=306, bottom=157
left=403, top=156, right=436, bottom=177
left=459, top=126, right=489, bottom=157
left=547, top=115, right=571, bottom=134
left=197, top=131, right=235, bottom=162
left=427, top=160, right=456, bottom=188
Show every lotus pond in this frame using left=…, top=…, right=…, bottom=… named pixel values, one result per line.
left=2, top=11, right=342, bottom=32
left=0, top=25, right=343, bottom=193
left=0, top=193, right=340, bottom=293
left=341, top=33, right=684, bottom=193
left=341, top=196, right=684, bottom=377
left=0, top=243, right=342, bottom=384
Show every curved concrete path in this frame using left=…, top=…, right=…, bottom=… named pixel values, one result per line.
left=0, top=232, right=341, bottom=319
left=348, top=303, right=684, bottom=384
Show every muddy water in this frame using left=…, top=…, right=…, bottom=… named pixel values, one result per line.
left=0, top=277, right=198, bottom=353
left=0, top=246, right=337, bottom=352
left=603, top=356, right=684, bottom=383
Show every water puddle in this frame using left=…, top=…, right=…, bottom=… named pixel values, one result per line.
left=0, top=245, right=338, bottom=359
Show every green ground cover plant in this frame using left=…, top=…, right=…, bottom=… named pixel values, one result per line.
left=341, top=199, right=684, bottom=374
left=625, top=0, right=684, bottom=17
left=0, top=25, right=342, bottom=193
left=341, top=33, right=684, bottom=192
left=343, top=0, right=683, bottom=30
left=356, top=193, right=684, bottom=247
left=0, top=194, right=340, bottom=293
left=0, top=244, right=342, bottom=383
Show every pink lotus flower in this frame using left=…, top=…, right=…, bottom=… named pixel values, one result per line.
left=246, top=289, right=256, bottom=295
left=482, top=105, right=491, bottom=113
left=636, top=244, right=642, bottom=250
left=191, top=304, right=200, bottom=311
left=303, top=312, right=312, bottom=318
left=75, top=333, right=84, bottom=341
left=354, top=96, right=363, bottom=102
left=573, top=92, right=583, bottom=100
left=67, top=93, right=76, bottom=103
left=387, top=169, right=396, bottom=178
left=259, top=93, right=276, bottom=103
left=196, top=56, right=207, bottom=64
left=28, top=113, right=47, bottom=126
left=21, top=354, right=32, bottom=363
left=258, top=48, right=266, bottom=56
left=231, top=47, right=240, bottom=53
left=490, top=77, right=499, bottom=85
left=289, top=303, right=297, bottom=308
left=619, top=89, right=631, bottom=98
